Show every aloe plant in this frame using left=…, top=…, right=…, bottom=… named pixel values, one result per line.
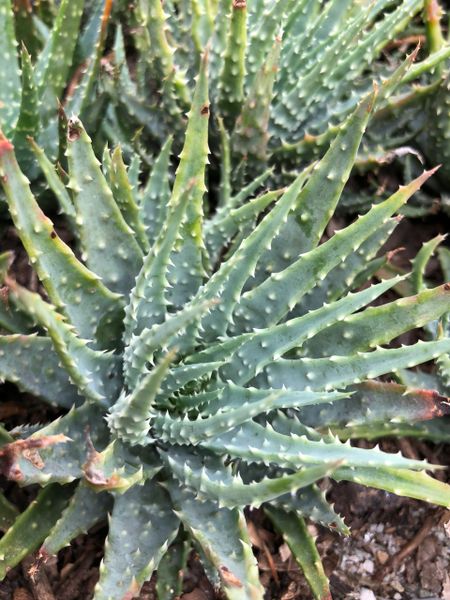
left=0, top=0, right=113, bottom=180
left=0, top=51, right=450, bottom=599
left=420, top=0, right=450, bottom=186
left=363, top=0, right=450, bottom=215
left=105, top=0, right=450, bottom=181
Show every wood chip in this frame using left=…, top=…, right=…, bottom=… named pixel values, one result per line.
left=279, top=543, right=291, bottom=563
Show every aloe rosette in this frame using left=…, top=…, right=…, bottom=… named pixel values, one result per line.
left=0, top=51, right=450, bottom=600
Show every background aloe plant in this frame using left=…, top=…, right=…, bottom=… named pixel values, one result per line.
left=0, top=0, right=114, bottom=191
left=0, top=48, right=449, bottom=599
left=105, top=0, right=450, bottom=182
left=351, top=0, right=450, bottom=217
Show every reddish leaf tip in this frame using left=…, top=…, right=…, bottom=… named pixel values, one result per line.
left=0, top=135, right=14, bottom=157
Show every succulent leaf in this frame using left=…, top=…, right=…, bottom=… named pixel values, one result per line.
left=0, top=335, right=80, bottom=408
left=140, top=137, right=173, bottom=245
left=0, top=483, right=75, bottom=579
left=163, top=447, right=339, bottom=509
left=94, top=479, right=180, bottom=600
left=66, top=118, right=143, bottom=296
left=42, top=483, right=112, bottom=555
left=0, top=0, right=21, bottom=133
left=266, top=507, right=331, bottom=600
left=167, top=482, right=265, bottom=600
left=0, top=134, right=124, bottom=349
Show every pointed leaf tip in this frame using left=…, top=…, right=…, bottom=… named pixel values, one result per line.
left=409, top=42, right=421, bottom=62
left=405, top=166, right=439, bottom=192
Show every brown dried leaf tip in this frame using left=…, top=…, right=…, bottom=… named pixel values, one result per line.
left=0, top=434, right=69, bottom=481
left=67, top=118, right=82, bottom=142
left=219, top=565, right=243, bottom=588
left=414, top=388, right=450, bottom=420
left=122, top=578, right=141, bottom=600
left=82, top=431, right=120, bottom=490
left=426, top=0, right=442, bottom=23
left=0, top=135, right=14, bottom=157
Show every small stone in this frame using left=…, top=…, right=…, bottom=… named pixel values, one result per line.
left=376, top=550, right=389, bottom=565
left=359, top=588, right=376, bottom=600
left=279, top=543, right=291, bottom=562
left=362, top=559, right=374, bottom=574
left=391, top=581, right=405, bottom=593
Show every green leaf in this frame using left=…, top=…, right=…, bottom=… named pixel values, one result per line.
left=108, top=352, right=175, bottom=446
left=302, top=282, right=450, bottom=358
left=0, top=135, right=124, bottom=349
left=334, top=466, right=450, bottom=508
left=411, top=234, right=445, bottom=294
left=154, top=387, right=348, bottom=444
left=0, top=334, right=80, bottom=408
left=167, top=483, right=265, bottom=600
left=125, top=185, right=194, bottom=348
left=94, top=479, right=180, bottom=600
left=0, top=492, right=19, bottom=533
left=66, top=0, right=113, bottom=120
left=11, top=403, right=109, bottom=485
left=271, top=484, right=349, bottom=535
left=0, top=0, right=21, bottom=133
left=257, top=338, right=450, bottom=391
left=233, top=169, right=437, bottom=332
left=36, top=0, right=84, bottom=104
left=266, top=507, right=331, bottom=600
left=165, top=51, right=210, bottom=310
left=146, top=0, right=190, bottom=110
left=205, top=188, right=282, bottom=268
left=12, top=46, right=40, bottom=171
left=163, top=448, right=338, bottom=509
left=28, top=136, right=77, bottom=221
left=203, top=416, right=429, bottom=471
left=140, top=137, right=173, bottom=245
left=298, top=380, right=450, bottom=435
left=233, top=37, right=281, bottom=166
left=0, top=483, right=75, bottom=579
left=66, top=118, right=143, bottom=296
left=8, top=281, right=120, bottom=404
left=124, top=297, right=213, bottom=389
left=43, top=483, right=112, bottom=555
left=156, top=530, right=190, bottom=600
left=218, top=0, right=247, bottom=129
left=220, top=276, right=404, bottom=385
left=290, top=219, right=397, bottom=316
left=197, top=165, right=313, bottom=342
left=82, top=441, right=159, bottom=494
left=110, top=145, right=149, bottom=252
